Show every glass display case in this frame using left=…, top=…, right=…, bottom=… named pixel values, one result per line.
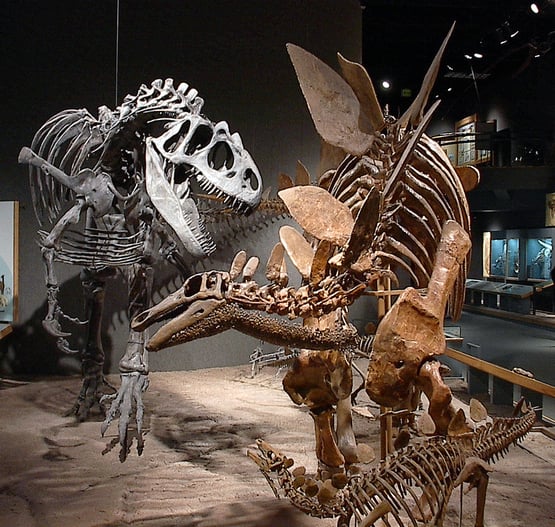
left=490, top=238, right=507, bottom=276
left=489, top=238, right=519, bottom=277
left=484, top=230, right=553, bottom=282
left=526, top=238, right=552, bottom=280
left=506, top=238, right=520, bottom=278
left=0, top=201, right=19, bottom=325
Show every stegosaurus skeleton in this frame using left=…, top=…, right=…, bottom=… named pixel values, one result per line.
left=130, top=30, right=538, bottom=526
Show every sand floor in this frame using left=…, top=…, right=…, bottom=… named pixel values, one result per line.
left=0, top=367, right=554, bottom=526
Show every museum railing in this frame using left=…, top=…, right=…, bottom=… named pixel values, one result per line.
left=445, top=346, right=555, bottom=425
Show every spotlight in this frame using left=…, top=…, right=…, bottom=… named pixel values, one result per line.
left=464, top=53, right=473, bottom=60
left=530, top=3, right=540, bottom=14
left=381, top=80, right=391, bottom=90
left=473, top=52, right=484, bottom=59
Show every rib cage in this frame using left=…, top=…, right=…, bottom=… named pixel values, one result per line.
left=27, top=79, right=204, bottom=228
left=324, top=132, right=470, bottom=321
left=252, top=407, right=536, bottom=526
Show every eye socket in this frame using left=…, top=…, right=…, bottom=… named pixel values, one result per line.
left=184, top=274, right=202, bottom=296
left=394, top=360, right=405, bottom=368
left=245, top=168, right=259, bottom=190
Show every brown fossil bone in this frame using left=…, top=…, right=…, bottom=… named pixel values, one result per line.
left=416, top=359, right=456, bottom=435
left=279, top=225, right=314, bottom=281
left=278, top=186, right=354, bottom=246
left=287, top=26, right=473, bottom=322
left=287, top=43, right=375, bottom=156
left=366, top=220, right=471, bottom=420
left=283, top=344, right=357, bottom=469
left=276, top=223, right=359, bottom=469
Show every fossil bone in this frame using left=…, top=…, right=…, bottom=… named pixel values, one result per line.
left=20, top=78, right=263, bottom=458
left=366, top=221, right=471, bottom=427
left=249, top=403, right=536, bottom=527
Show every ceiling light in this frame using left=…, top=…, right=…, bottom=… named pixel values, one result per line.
left=446, top=64, right=454, bottom=71
left=464, top=54, right=473, bottom=60
left=510, top=30, right=520, bottom=38
left=447, top=87, right=453, bottom=92
left=381, top=80, right=391, bottom=90
left=530, top=3, right=540, bottom=14
left=473, top=52, right=483, bottom=59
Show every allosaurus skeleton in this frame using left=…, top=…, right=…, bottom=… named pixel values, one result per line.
left=19, top=78, right=263, bottom=458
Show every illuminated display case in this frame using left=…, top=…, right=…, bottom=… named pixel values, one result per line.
left=484, top=230, right=553, bottom=282
left=0, top=201, right=19, bottom=335
left=526, top=238, right=552, bottom=280
left=489, top=238, right=519, bottom=278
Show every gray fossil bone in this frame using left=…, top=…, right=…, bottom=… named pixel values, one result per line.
left=20, top=78, right=262, bottom=458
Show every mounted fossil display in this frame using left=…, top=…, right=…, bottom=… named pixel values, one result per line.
left=19, top=79, right=263, bottom=458
left=136, top=23, right=477, bottom=458
left=129, top=27, right=538, bottom=527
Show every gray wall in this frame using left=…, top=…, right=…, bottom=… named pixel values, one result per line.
left=0, top=0, right=363, bottom=375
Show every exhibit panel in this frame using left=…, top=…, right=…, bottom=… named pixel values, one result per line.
left=483, top=229, right=554, bottom=282
left=0, top=201, right=19, bottom=331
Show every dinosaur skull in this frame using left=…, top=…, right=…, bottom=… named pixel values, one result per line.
left=146, top=114, right=262, bottom=257
left=132, top=270, right=231, bottom=349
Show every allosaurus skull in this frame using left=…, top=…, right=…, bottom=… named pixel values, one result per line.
left=146, top=113, right=262, bottom=256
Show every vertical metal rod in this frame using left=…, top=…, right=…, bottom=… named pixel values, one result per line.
left=459, top=482, right=463, bottom=527
left=115, top=0, right=120, bottom=106
left=377, top=272, right=393, bottom=459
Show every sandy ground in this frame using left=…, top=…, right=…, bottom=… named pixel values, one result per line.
left=0, top=366, right=554, bottom=527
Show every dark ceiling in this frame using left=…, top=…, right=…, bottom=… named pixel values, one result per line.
left=360, top=0, right=555, bottom=118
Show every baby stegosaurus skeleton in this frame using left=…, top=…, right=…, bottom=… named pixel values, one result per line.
left=19, top=78, right=263, bottom=456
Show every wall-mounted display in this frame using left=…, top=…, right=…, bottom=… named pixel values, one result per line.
left=0, top=201, right=19, bottom=323
left=526, top=238, right=552, bottom=280
left=507, top=238, right=520, bottom=277
left=490, top=238, right=506, bottom=276
left=455, top=114, right=494, bottom=167
left=483, top=230, right=553, bottom=282
left=455, top=114, right=476, bottom=166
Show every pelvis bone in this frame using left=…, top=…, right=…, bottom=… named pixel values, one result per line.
left=366, top=220, right=471, bottom=412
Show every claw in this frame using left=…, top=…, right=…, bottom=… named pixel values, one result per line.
left=101, top=372, right=149, bottom=461
left=42, top=317, right=71, bottom=338
left=55, top=337, right=80, bottom=354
